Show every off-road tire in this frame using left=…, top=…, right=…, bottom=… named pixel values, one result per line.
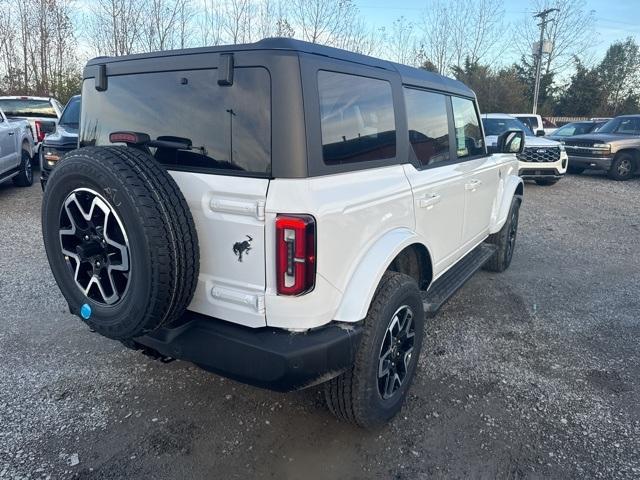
left=483, top=196, right=521, bottom=273
left=567, top=165, right=584, bottom=174
left=13, top=148, right=33, bottom=187
left=608, top=152, right=635, bottom=181
left=324, top=272, right=425, bottom=428
left=42, top=146, right=199, bottom=340
left=535, top=178, right=559, bottom=186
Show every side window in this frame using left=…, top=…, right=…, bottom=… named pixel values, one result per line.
left=618, top=117, right=640, bottom=134
left=451, top=96, right=484, bottom=158
left=318, top=71, right=396, bottom=165
left=404, top=88, right=450, bottom=167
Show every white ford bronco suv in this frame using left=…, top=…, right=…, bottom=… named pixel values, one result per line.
left=42, top=39, right=525, bottom=428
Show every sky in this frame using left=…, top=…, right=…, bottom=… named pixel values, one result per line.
left=355, top=0, right=640, bottom=64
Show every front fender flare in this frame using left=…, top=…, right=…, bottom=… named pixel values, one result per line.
left=490, top=174, right=523, bottom=234
left=333, top=228, right=428, bottom=322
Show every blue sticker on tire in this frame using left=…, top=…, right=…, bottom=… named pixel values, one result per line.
left=80, top=303, right=92, bottom=320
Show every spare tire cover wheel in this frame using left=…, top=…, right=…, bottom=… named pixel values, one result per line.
left=41, top=146, right=199, bottom=340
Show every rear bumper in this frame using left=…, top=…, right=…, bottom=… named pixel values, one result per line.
left=568, top=155, right=613, bottom=171
left=134, top=311, right=363, bottom=392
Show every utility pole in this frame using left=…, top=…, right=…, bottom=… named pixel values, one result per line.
left=532, top=8, right=558, bottom=114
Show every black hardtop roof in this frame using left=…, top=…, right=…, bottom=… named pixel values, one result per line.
left=85, top=37, right=474, bottom=98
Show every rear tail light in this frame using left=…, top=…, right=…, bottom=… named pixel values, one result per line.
left=276, top=215, right=316, bottom=295
left=34, top=120, right=45, bottom=143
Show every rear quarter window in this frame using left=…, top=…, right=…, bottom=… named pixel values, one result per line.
left=318, top=71, right=396, bottom=165
left=80, top=67, right=271, bottom=176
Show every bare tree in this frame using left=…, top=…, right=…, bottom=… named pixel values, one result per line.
left=416, top=0, right=506, bottom=75
left=224, top=0, right=252, bottom=44
left=291, top=0, right=359, bottom=46
left=415, top=0, right=454, bottom=74
left=143, top=0, right=191, bottom=51
left=387, top=17, right=416, bottom=65
left=199, top=0, right=224, bottom=46
left=514, top=0, right=596, bottom=75
left=0, top=0, right=79, bottom=99
left=85, top=0, right=147, bottom=56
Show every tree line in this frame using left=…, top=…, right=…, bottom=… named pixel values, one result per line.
left=0, top=0, right=638, bottom=117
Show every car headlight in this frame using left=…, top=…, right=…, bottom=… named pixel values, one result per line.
left=593, top=143, right=610, bottom=149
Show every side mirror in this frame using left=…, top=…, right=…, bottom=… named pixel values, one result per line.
left=497, top=129, right=525, bottom=154
left=536, top=130, right=545, bottom=137
left=41, top=120, right=56, bottom=135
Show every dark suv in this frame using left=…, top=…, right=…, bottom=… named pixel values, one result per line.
left=40, top=95, right=80, bottom=189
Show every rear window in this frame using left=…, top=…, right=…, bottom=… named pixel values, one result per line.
left=451, top=97, right=484, bottom=158
left=80, top=67, right=271, bottom=176
left=318, top=71, right=396, bottom=165
left=0, top=99, right=57, bottom=118
left=516, top=116, right=539, bottom=130
left=404, top=88, right=450, bottom=167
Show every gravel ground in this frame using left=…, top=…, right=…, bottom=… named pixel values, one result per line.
left=0, top=171, right=638, bottom=479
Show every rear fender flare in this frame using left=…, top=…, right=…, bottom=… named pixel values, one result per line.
left=333, top=228, right=429, bottom=322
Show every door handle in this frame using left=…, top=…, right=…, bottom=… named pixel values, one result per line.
left=465, top=179, right=482, bottom=191
left=419, top=193, right=441, bottom=209
left=8, top=132, right=14, bottom=136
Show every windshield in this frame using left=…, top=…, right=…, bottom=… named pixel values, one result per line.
left=597, top=117, right=640, bottom=135
left=553, top=122, right=595, bottom=137
left=482, top=117, right=533, bottom=137
left=59, top=97, right=81, bottom=127
left=0, top=99, right=57, bottom=118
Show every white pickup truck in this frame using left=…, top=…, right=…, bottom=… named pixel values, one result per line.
left=0, top=108, right=35, bottom=187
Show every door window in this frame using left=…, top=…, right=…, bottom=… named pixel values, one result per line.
left=318, top=71, right=396, bottom=165
left=451, top=97, right=484, bottom=158
left=404, top=88, right=450, bottom=167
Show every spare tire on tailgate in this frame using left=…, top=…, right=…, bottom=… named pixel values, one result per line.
left=42, top=146, right=199, bottom=340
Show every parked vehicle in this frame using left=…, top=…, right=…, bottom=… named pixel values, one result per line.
left=547, top=120, right=606, bottom=142
left=40, top=95, right=80, bottom=189
left=41, top=38, right=525, bottom=427
left=0, top=107, right=35, bottom=187
left=0, top=96, right=62, bottom=162
left=513, top=113, right=545, bottom=136
left=482, top=113, right=567, bottom=185
left=563, top=115, right=640, bottom=180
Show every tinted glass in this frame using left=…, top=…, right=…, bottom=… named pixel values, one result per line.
left=597, top=117, right=640, bottom=135
left=318, top=71, right=395, bottom=165
left=516, top=115, right=539, bottom=129
left=451, top=97, right=484, bottom=158
left=0, top=99, right=57, bottom=118
left=59, top=97, right=81, bottom=127
left=482, top=117, right=533, bottom=136
left=80, top=68, right=271, bottom=176
left=405, top=88, right=450, bottom=167
left=554, top=122, right=594, bottom=136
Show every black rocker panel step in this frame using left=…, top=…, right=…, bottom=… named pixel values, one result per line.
left=423, top=244, right=497, bottom=317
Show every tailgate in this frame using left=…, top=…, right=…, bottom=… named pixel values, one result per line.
left=170, top=171, right=269, bottom=328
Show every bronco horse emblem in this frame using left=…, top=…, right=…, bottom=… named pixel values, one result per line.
left=233, top=235, right=253, bottom=262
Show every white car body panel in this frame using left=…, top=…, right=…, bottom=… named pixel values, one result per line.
left=170, top=153, right=521, bottom=331
left=0, top=108, right=34, bottom=178
left=264, top=165, right=414, bottom=329
left=169, top=171, right=269, bottom=328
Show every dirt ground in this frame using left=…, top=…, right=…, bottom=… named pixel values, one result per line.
left=1, top=170, right=638, bottom=479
